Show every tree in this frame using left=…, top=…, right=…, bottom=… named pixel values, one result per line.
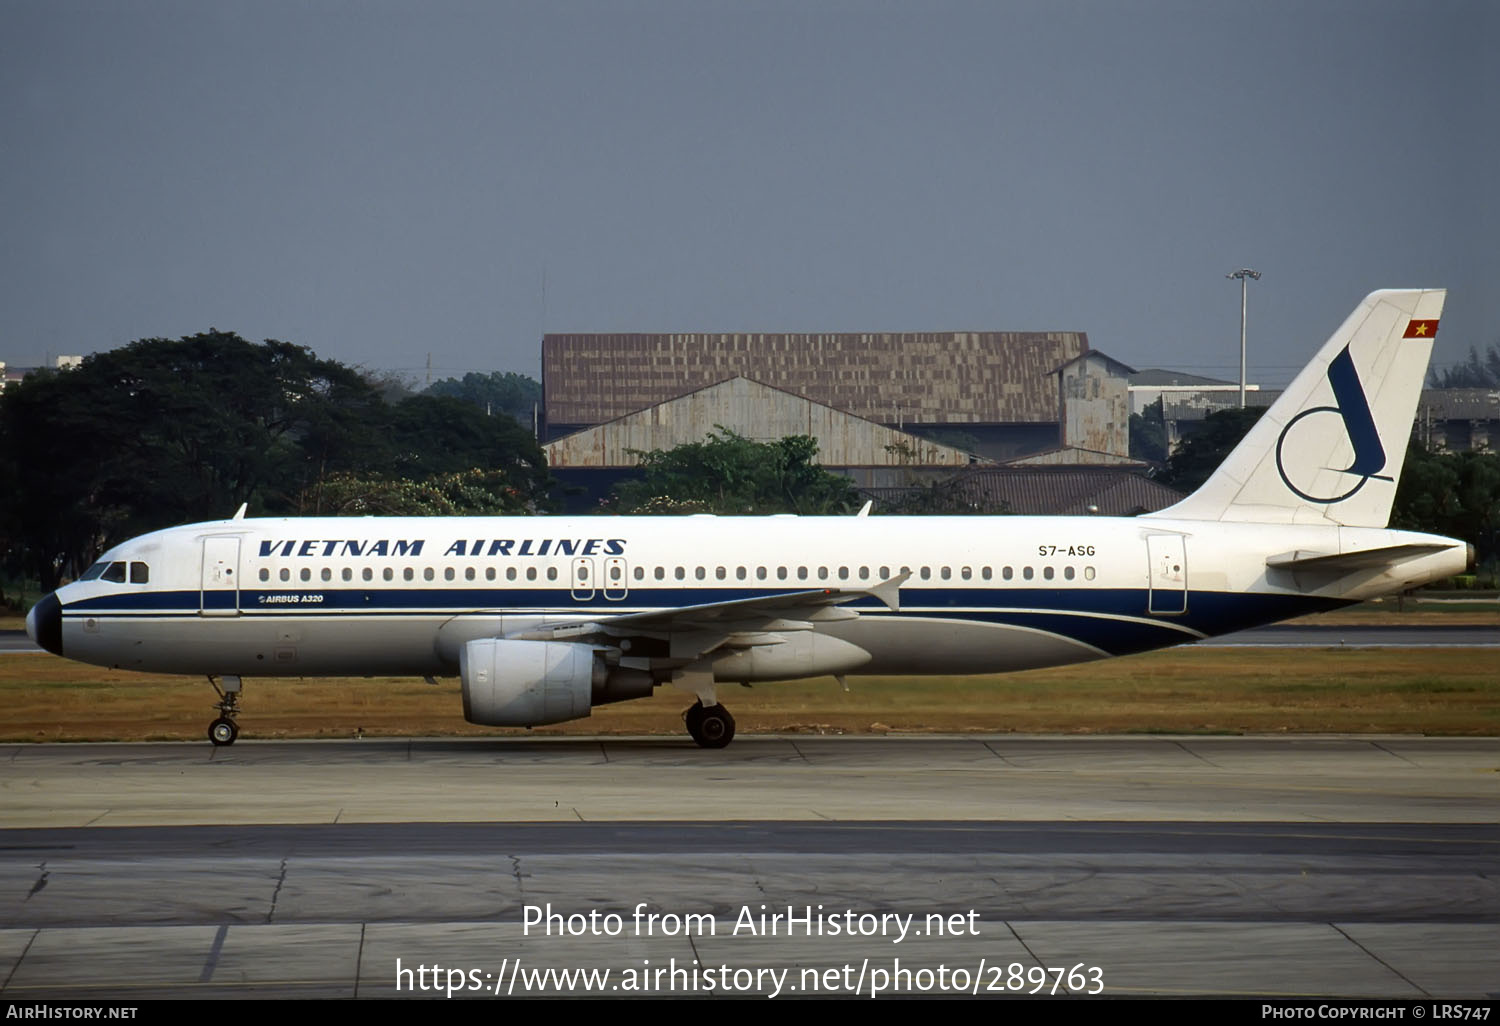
left=0, top=333, right=555, bottom=588
left=1428, top=344, right=1500, bottom=388
left=1159, top=407, right=1266, bottom=493
left=1129, top=398, right=1168, bottom=464
left=425, top=371, right=542, bottom=425
left=314, top=469, right=538, bottom=516
left=1392, top=443, right=1500, bottom=573
left=607, top=429, right=859, bottom=514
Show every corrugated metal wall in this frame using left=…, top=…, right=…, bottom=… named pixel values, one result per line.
left=544, top=377, right=975, bottom=468
left=543, top=330, right=1089, bottom=428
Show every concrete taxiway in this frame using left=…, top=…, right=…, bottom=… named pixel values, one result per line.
left=0, top=736, right=1496, bottom=999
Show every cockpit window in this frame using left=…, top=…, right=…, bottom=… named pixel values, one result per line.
left=101, top=561, right=127, bottom=583
left=130, top=562, right=149, bottom=584
left=79, top=562, right=108, bottom=581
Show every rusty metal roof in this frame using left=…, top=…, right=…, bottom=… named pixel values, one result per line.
left=865, top=467, right=1184, bottom=516
left=543, top=331, right=1089, bottom=427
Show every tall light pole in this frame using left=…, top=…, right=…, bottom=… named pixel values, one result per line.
left=1226, top=268, right=1261, bottom=408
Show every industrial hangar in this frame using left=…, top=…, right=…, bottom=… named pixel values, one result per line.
left=540, top=330, right=1165, bottom=513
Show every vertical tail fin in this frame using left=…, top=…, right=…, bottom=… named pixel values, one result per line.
left=1146, top=288, right=1445, bottom=527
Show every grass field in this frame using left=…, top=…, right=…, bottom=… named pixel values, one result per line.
left=1, top=646, right=1495, bottom=742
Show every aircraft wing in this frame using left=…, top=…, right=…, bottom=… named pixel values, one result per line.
left=509, top=573, right=909, bottom=660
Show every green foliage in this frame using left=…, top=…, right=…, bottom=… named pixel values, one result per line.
left=607, top=429, right=859, bottom=515
left=0, top=332, right=552, bottom=589
left=1160, top=406, right=1266, bottom=493
left=1428, top=343, right=1500, bottom=388
left=1129, top=398, right=1168, bottom=464
left=1391, top=443, right=1500, bottom=570
left=425, top=371, right=541, bottom=424
left=313, top=469, right=536, bottom=516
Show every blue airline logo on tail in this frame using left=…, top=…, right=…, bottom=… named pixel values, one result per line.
left=1274, top=345, right=1391, bottom=504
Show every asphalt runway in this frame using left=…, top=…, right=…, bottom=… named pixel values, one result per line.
left=1, top=736, right=1496, bottom=999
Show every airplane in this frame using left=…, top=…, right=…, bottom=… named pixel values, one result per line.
left=25, top=288, right=1473, bottom=748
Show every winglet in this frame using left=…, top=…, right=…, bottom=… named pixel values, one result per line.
left=856, top=500, right=873, bottom=518
left=231, top=503, right=248, bottom=521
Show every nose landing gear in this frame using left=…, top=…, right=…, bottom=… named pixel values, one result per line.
left=207, top=675, right=243, bottom=746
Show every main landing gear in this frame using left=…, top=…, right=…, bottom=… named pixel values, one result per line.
left=683, top=700, right=735, bottom=749
left=207, top=675, right=243, bottom=746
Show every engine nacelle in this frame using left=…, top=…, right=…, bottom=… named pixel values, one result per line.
left=460, top=639, right=600, bottom=727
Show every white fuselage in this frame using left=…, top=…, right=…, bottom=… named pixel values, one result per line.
left=44, top=513, right=1468, bottom=681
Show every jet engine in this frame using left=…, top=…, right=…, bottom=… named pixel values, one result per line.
left=459, top=638, right=658, bottom=727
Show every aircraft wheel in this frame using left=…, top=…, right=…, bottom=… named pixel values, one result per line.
left=208, top=717, right=239, bottom=746
left=685, top=702, right=735, bottom=749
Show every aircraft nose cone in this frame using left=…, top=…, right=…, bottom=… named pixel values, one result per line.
left=26, top=593, right=62, bottom=657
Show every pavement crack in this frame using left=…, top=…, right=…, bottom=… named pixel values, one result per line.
left=24, top=862, right=48, bottom=900
left=1172, top=740, right=1221, bottom=767
left=1331, top=923, right=1429, bottom=997
left=509, top=855, right=526, bottom=896
left=1369, top=741, right=1419, bottom=766
left=266, top=857, right=288, bottom=923
left=982, top=741, right=1021, bottom=767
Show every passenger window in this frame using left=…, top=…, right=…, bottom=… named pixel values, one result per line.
left=961, top=567, right=972, bottom=580
left=920, top=567, right=931, bottom=581
left=321, top=568, right=332, bottom=582
left=423, top=567, right=434, bottom=582
left=578, top=565, right=588, bottom=581
left=837, top=567, right=849, bottom=580
left=1002, top=566, right=1013, bottom=581
left=301, top=568, right=312, bottom=583
left=445, top=567, right=456, bottom=582
left=465, top=567, right=475, bottom=581
left=777, top=567, right=787, bottom=580
left=1043, top=566, right=1055, bottom=580
left=1084, top=566, right=1096, bottom=581
left=383, top=568, right=393, bottom=582
left=982, top=567, right=992, bottom=581
left=696, top=567, right=706, bottom=580
left=403, top=568, right=414, bottom=581
left=130, top=562, right=149, bottom=584
left=716, top=567, right=726, bottom=580
left=633, top=566, right=643, bottom=581
left=1064, top=566, right=1075, bottom=581
left=485, top=567, right=495, bottom=581
left=756, top=566, right=767, bottom=580
left=736, top=566, right=747, bottom=580
left=526, top=567, right=537, bottom=581
left=940, top=567, right=952, bottom=580
left=675, top=567, right=686, bottom=580
left=259, top=568, right=270, bottom=582
left=546, top=567, right=558, bottom=581
left=364, top=568, right=373, bottom=582
left=880, top=566, right=890, bottom=578
left=102, top=562, right=127, bottom=583
left=1023, top=567, right=1034, bottom=580
left=342, top=568, right=352, bottom=582
left=818, top=567, right=829, bottom=580
left=797, top=567, right=808, bottom=580
left=655, top=567, right=665, bottom=581
left=859, top=566, right=869, bottom=580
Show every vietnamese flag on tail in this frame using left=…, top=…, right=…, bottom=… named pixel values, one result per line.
left=1403, top=319, right=1440, bottom=338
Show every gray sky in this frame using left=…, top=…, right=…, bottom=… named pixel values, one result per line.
left=3, top=0, right=1494, bottom=386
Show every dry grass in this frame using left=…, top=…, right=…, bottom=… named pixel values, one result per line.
left=0, top=647, right=1494, bottom=742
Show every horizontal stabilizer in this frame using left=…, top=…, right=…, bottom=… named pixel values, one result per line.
left=1266, top=543, right=1455, bottom=573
